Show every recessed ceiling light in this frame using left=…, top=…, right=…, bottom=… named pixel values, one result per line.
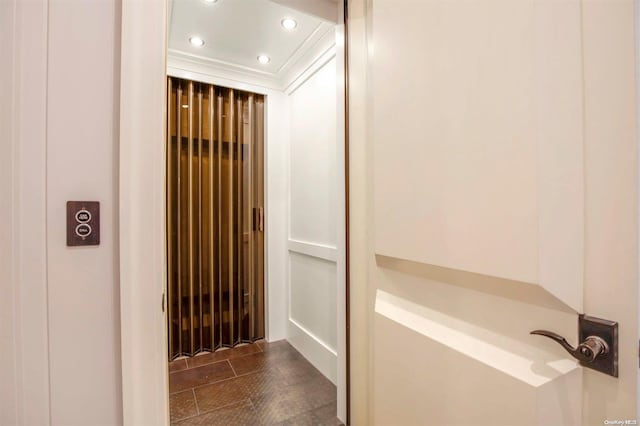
left=189, top=36, right=205, bottom=47
left=257, top=55, right=271, bottom=64
left=281, top=18, right=297, bottom=31
left=202, top=0, right=218, bottom=3
left=181, top=104, right=188, bottom=109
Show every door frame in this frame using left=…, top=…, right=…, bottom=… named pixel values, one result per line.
left=118, top=1, right=350, bottom=424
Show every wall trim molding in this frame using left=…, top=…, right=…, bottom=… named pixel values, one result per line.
left=288, top=238, right=338, bottom=262
left=287, top=318, right=338, bottom=384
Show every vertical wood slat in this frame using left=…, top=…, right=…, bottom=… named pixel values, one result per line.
left=236, top=96, right=243, bottom=342
left=197, top=88, right=203, bottom=351
left=176, top=82, right=183, bottom=356
left=247, top=95, right=255, bottom=340
left=255, top=98, right=265, bottom=337
left=167, top=78, right=173, bottom=354
left=208, top=86, right=215, bottom=350
left=228, top=89, right=235, bottom=345
left=188, top=81, right=195, bottom=354
left=217, top=94, right=223, bottom=348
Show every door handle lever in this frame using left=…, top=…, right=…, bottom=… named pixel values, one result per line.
left=530, top=315, right=618, bottom=377
left=530, top=330, right=609, bottom=363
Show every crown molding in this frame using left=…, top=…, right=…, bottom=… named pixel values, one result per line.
left=167, top=24, right=336, bottom=93
left=167, top=49, right=281, bottom=89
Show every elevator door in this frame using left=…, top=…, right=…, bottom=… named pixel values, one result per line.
left=166, top=77, right=265, bottom=359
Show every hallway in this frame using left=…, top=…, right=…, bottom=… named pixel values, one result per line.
left=169, top=340, right=341, bottom=425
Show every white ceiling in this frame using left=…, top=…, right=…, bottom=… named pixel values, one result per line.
left=168, top=0, right=330, bottom=75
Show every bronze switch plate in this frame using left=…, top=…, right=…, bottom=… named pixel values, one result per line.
left=67, top=201, right=100, bottom=246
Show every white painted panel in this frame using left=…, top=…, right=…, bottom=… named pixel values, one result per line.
left=533, top=0, right=584, bottom=313
left=350, top=1, right=638, bottom=423
left=373, top=0, right=537, bottom=284
left=2, top=0, right=52, bottom=424
left=375, top=290, right=579, bottom=388
left=581, top=2, right=639, bottom=422
left=0, top=0, right=17, bottom=421
left=370, top=256, right=582, bottom=425
left=289, top=57, right=337, bottom=247
left=47, top=0, right=123, bottom=423
left=287, top=54, right=340, bottom=388
left=372, top=0, right=584, bottom=312
left=374, top=311, right=581, bottom=426
left=264, top=90, right=290, bottom=342
left=289, top=252, right=337, bottom=351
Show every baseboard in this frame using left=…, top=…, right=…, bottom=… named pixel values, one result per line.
left=287, top=318, right=338, bottom=384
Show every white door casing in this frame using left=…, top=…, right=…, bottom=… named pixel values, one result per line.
left=348, top=0, right=638, bottom=425
left=119, top=1, right=346, bottom=424
left=119, top=0, right=169, bottom=424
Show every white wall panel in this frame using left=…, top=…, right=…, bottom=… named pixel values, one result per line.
left=265, top=91, right=291, bottom=343
left=290, top=252, right=338, bottom=351
left=0, top=0, right=18, bottom=421
left=289, top=57, right=338, bottom=247
left=47, top=0, right=122, bottom=423
left=287, top=56, right=339, bottom=385
left=2, top=0, right=52, bottom=424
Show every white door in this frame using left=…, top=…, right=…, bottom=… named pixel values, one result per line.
left=357, top=0, right=638, bottom=424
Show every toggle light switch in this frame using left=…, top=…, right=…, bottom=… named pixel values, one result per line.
left=67, top=201, right=100, bottom=246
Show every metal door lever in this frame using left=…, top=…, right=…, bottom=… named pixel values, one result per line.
left=529, top=314, right=618, bottom=377
left=530, top=330, right=608, bottom=363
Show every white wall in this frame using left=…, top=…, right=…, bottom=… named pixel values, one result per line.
left=286, top=56, right=340, bottom=384
left=2, top=0, right=56, bottom=424
left=0, top=0, right=19, bottom=423
left=265, top=91, right=290, bottom=343
left=46, top=0, right=123, bottom=424
left=2, top=0, right=124, bottom=424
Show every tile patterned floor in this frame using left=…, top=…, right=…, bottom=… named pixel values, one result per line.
left=169, top=340, right=342, bottom=425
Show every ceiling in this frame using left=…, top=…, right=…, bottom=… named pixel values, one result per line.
left=168, top=0, right=331, bottom=75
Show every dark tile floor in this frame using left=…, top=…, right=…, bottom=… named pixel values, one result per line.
left=169, top=340, right=342, bottom=425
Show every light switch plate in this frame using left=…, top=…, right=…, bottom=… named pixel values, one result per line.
left=67, top=201, right=100, bottom=246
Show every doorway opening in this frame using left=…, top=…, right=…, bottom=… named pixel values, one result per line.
left=164, top=1, right=347, bottom=424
